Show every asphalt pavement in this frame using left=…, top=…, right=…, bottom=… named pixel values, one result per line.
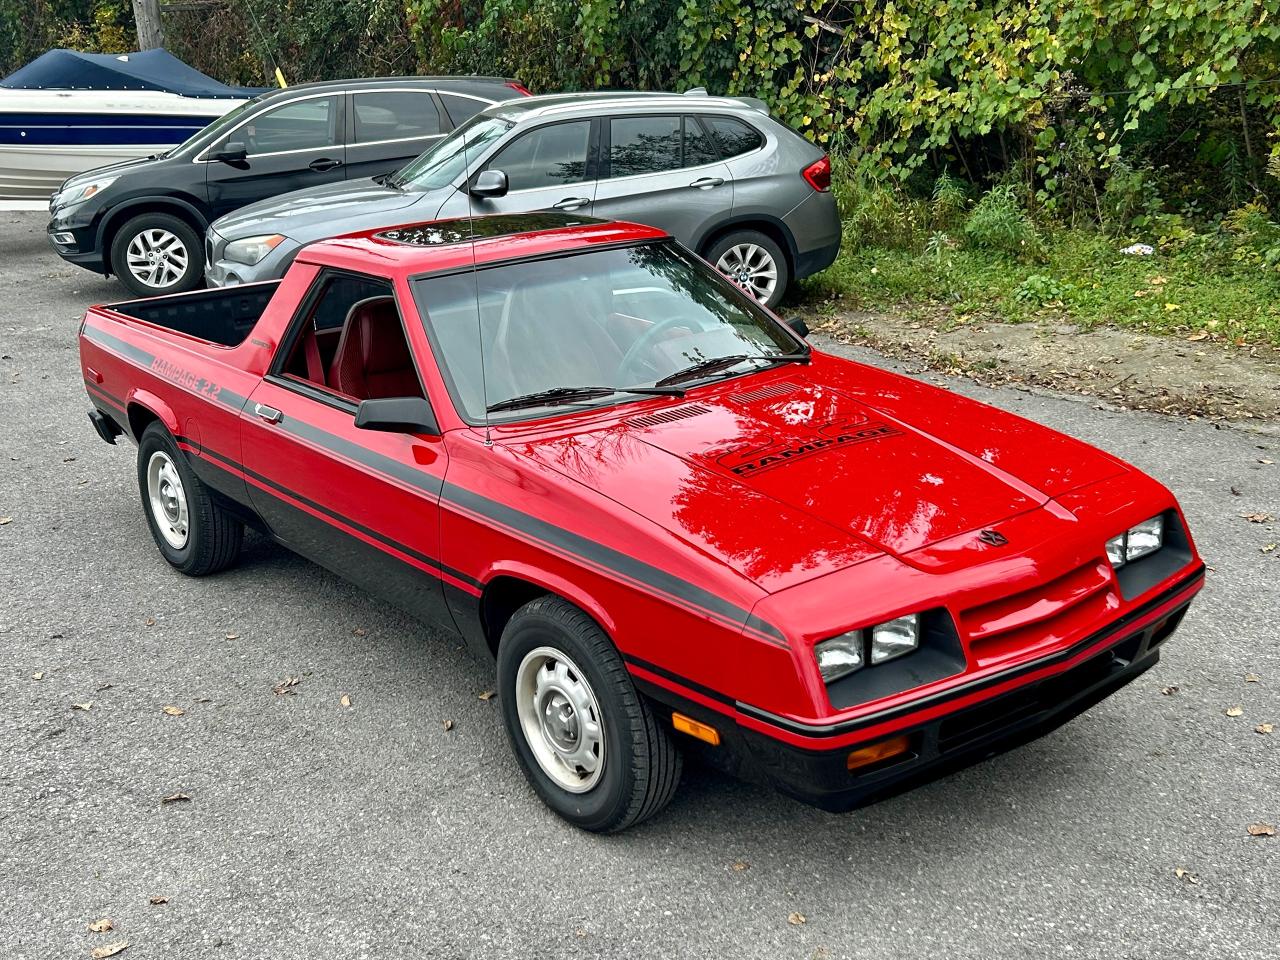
left=1, top=212, right=1277, bottom=959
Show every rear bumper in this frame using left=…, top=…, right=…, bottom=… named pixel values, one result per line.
left=637, top=565, right=1202, bottom=811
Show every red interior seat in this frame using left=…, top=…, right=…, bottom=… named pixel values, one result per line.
left=328, top=296, right=422, bottom=400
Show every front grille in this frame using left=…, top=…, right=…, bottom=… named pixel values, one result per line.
left=962, top=560, right=1118, bottom=666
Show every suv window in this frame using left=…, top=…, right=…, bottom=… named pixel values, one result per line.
left=706, top=116, right=764, bottom=158
left=353, top=91, right=443, bottom=144
left=488, top=120, right=591, bottom=192
left=683, top=116, right=720, bottom=167
left=609, top=115, right=681, bottom=178
left=439, top=93, right=492, bottom=127
left=240, top=96, right=339, bottom=155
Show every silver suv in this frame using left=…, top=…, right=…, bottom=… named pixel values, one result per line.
left=205, top=91, right=840, bottom=307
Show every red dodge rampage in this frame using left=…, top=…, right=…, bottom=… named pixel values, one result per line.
left=78, top=214, right=1204, bottom=831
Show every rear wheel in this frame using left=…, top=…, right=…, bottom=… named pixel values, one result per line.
left=136, top=422, right=242, bottom=576
left=706, top=229, right=790, bottom=308
left=110, top=213, right=203, bottom=298
left=497, top=596, right=682, bottom=832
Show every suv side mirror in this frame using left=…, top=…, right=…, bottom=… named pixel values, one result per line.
left=212, top=141, right=248, bottom=164
left=786, top=316, right=810, bottom=338
left=469, top=169, right=509, bottom=199
left=354, top=397, right=440, bottom=435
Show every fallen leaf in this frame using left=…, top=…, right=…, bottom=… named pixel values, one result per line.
left=91, top=943, right=129, bottom=959
left=143, top=617, right=155, bottom=627
left=0, top=516, right=12, bottom=525
left=1230, top=486, right=1242, bottom=496
left=224, top=633, right=240, bottom=640
left=273, top=677, right=301, bottom=696
left=1263, top=543, right=1278, bottom=554
left=88, top=918, right=113, bottom=933
left=1256, top=723, right=1275, bottom=735
left=1245, top=673, right=1261, bottom=683
left=1260, top=459, right=1275, bottom=465
left=1174, top=867, right=1200, bottom=885
left=339, top=694, right=351, bottom=708
left=161, top=792, right=190, bottom=804
left=148, top=896, right=168, bottom=906
left=96, top=683, right=112, bottom=692
left=731, top=861, right=750, bottom=872
left=442, top=719, right=454, bottom=731
left=162, top=705, right=185, bottom=717
left=194, top=697, right=212, bottom=703
left=1241, top=513, right=1274, bottom=523
left=1185, top=330, right=1207, bottom=340
left=477, top=690, right=495, bottom=701
left=352, top=627, right=367, bottom=637
left=31, top=672, right=43, bottom=681
left=1161, top=685, right=1178, bottom=695
left=1226, top=705, right=1244, bottom=717
left=1247, top=822, right=1276, bottom=837
left=72, top=702, right=93, bottom=711
left=788, top=912, right=807, bottom=926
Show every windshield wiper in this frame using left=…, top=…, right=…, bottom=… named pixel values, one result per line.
left=376, top=171, right=404, bottom=190
left=486, top=384, right=684, bottom=414
left=654, top=351, right=809, bottom=389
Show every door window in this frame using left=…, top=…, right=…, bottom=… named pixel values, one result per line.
left=353, top=92, right=443, bottom=144
left=487, top=121, right=591, bottom=192
left=705, top=116, right=764, bottom=158
left=608, top=115, right=681, bottom=178
left=239, top=96, right=339, bottom=156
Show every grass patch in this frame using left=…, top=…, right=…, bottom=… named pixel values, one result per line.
left=799, top=228, right=1280, bottom=346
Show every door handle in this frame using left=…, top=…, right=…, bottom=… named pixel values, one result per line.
left=552, top=197, right=590, bottom=210
left=309, top=158, right=342, bottom=172
left=254, top=403, right=282, bottom=424
left=689, top=177, right=724, bottom=189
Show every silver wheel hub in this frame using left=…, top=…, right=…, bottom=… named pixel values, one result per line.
left=126, top=228, right=188, bottom=288
left=515, top=646, right=605, bottom=793
left=146, top=451, right=189, bottom=549
left=716, top=242, right=779, bottom=302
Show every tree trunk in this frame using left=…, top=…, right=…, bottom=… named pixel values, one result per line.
left=132, top=0, right=165, bottom=50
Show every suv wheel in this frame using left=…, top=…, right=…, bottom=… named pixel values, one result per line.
left=706, top=230, right=790, bottom=308
left=110, top=213, right=204, bottom=298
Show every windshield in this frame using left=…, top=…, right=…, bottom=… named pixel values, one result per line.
left=168, top=97, right=259, bottom=158
left=411, top=241, right=800, bottom=422
left=390, top=114, right=513, bottom=191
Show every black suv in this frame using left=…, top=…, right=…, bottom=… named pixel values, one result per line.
left=47, top=76, right=529, bottom=296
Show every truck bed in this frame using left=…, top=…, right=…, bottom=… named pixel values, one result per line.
left=108, top=281, right=280, bottom=347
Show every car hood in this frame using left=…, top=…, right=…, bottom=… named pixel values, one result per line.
left=507, top=356, right=1129, bottom=593
left=57, top=153, right=165, bottom=194
left=210, top=177, right=435, bottom=241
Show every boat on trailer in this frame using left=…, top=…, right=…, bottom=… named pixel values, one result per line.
left=0, top=48, right=257, bottom=206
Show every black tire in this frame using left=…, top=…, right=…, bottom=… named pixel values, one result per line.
left=705, top=229, right=791, bottom=309
left=109, top=212, right=204, bottom=298
left=136, top=422, right=242, bottom=576
left=496, top=596, right=682, bottom=832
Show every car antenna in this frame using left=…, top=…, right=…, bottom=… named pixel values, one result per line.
left=464, top=128, right=492, bottom=447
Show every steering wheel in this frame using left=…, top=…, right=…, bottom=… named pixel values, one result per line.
left=618, top=314, right=713, bottom=380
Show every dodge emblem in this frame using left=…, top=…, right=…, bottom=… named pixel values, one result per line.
left=978, top=529, right=1008, bottom=547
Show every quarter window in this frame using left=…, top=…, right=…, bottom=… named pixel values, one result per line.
left=239, top=96, right=339, bottom=155
left=705, top=116, right=764, bottom=158
left=439, top=93, right=491, bottom=127
left=609, top=115, right=681, bottom=177
left=352, top=92, right=443, bottom=143
left=487, top=120, right=591, bottom=192
left=682, top=116, right=720, bottom=167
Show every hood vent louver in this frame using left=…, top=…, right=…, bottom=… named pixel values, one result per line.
left=624, top=404, right=710, bottom=429
left=728, top=381, right=800, bottom=404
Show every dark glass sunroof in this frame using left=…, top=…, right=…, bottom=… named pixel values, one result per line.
left=375, top=212, right=605, bottom=247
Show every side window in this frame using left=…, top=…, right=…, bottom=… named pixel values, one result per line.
left=706, top=116, right=764, bottom=158
left=239, top=96, right=338, bottom=155
left=682, top=116, right=720, bottom=167
left=487, top=120, right=591, bottom=192
left=439, top=93, right=490, bottom=127
left=279, top=274, right=423, bottom=402
left=353, top=92, right=443, bottom=144
left=608, top=115, right=681, bottom=178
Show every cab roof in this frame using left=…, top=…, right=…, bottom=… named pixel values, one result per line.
left=298, top=213, right=669, bottom=278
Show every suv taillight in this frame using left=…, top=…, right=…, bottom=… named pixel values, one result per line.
left=802, top=156, right=831, bottom=192
left=505, top=81, right=533, bottom=96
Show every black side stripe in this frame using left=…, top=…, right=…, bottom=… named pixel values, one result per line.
left=622, top=654, right=735, bottom=705
left=86, top=379, right=127, bottom=414
left=83, top=322, right=251, bottom=410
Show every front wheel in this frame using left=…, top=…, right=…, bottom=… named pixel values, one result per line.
left=497, top=596, right=682, bottom=832
left=706, top=229, right=790, bottom=309
left=110, top=213, right=204, bottom=298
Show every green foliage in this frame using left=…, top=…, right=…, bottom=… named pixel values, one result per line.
left=1014, top=273, right=1070, bottom=305
left=963, top=186, right=1039, bottom=258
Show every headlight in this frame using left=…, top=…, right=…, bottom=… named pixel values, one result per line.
left=871, top=614, right=920, bottom=664
left=224, top=234, right=285, bottom=265
left=1106, top=515, right=1165, bottom=569
left=815, top=631, right=863, bottom=683
left=54, top=176, right=117, bottom=209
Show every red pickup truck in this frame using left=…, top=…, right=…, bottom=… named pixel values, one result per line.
left=79, top=213, right=1204, bottom=832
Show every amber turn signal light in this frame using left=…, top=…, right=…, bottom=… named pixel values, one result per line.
left=672, top=712, right=721, bottom=746
left=846, top=734, right=911, bottom=771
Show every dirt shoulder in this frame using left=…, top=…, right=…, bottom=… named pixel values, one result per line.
left=812, top=306, right=1280, bottom=428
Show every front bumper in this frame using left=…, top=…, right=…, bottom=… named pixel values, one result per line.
left=638, top=565, right=1202, bottom=812
left=47, top=204, right=106, bottom=274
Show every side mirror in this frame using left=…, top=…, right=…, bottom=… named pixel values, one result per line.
left=469, top=169, right=509, bottom=199
left=212, top=141, right=248, bottom=164
left=786, top=316, right=810, bottom=339
left=354, top=397, right=439, bottom=435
